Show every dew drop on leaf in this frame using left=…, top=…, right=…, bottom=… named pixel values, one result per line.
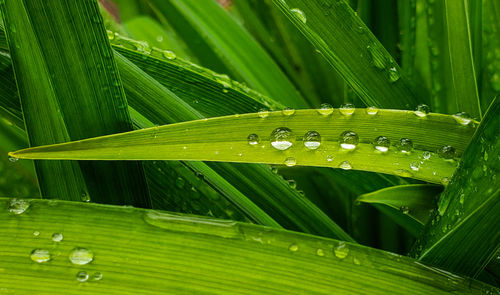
left=339, top=103, right=355, bottom=116
left=258, top=109, right=270, bottom=118
left=76, top=271, right=89, bottom=282
left=437, top=145, right=456, bottom=159
left=288, top=244, right=299, bottom=252
left=290, top=8, right=307, bottom=23
left=8, top=198, right=30, bottom=215
left=317, top=103, right=333, bottom=116
left=373, top=136, right=390, bottom=152
left=30, top=249, right=51, bottom=263
left=282, top=107, right=295, bottom=116
left=303, top=131, right=321, bottom=150
left=398, top=138, right=413, bottom=153
left=163, top=50, right=176, bottom=60
left=316, top=249, right=325, bottom=256
left=339, top=161, right=352, bottom=170
left=340, top=131, right=359, bottom=150
left=366, top=106, right=379, bottom=115
left=414, top=104, right=430, bottom=117
left=284, top=157, right=297, bottom=167
left=270, top=127, right=294, bottom=150
left=69, top=247, right=94, bottom=265
left=247, top=134, right=260, bottom=145
left=52, top=233, right=63, bottom=242
left=334, top=242, right=349, bottom=259
left=452, top=112, right=472, bottom=126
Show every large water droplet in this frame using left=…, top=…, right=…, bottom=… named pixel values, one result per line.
left=290, top=8, right=307, bottom=23
left=9, top=198, right=30, bottom=214
left=399, top=138, right=413, bottom=153
left=452, top=112, right=472, bottom=126
left=437, top=145, right=455, bottom=159
left=373, top=136, right=390, bottom=152
left=414, top=104, right=430, bottom=117
left=270, top=127, right=294, bottom=150
left=30, top=249, right=51, bottom=263
left=340, top=131, right=359, bottom=150
left=76, top=271, right=89, bottom=282
left=52, top=233, right=63, bottom=242
left=247, top=134, right=260, bottom=145
left=366, top=106, right=379, bottom=115
left=317, top=103, right=333, bottom=116
left=284, top=157, right=297, bottom=167
left=282, top=107, right=295, bottom=116
left=69, top=247, right=94, bottom=265
left=339, top=161, right=352, bottom=170
left=258, top=109, right=270, bottom=118
left=339, top=103, right=355, bottom=116
left=334, top=242, right=349, bottom=259
left=303, top=131, right=321, bottom=150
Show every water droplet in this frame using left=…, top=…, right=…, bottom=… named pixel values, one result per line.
left=91, top=272, right=103, bottom=281
left=303, top=131, right=321, bottom=150
left=437, top=145, right=455, bottom=159
left=33, top=231, right=40, bottom=236
left=395, top=169, right=413, bottom=177
left=317, top=103, right=333, bottom=116
left=388, top=67, right=400, bottom=82
left=399, top=206, right=410, bottom=214
left=284, top=157, right=297, bottom=167
left=247, top=134, right=260, bottom=145
left=76, top=271, right=89, bottom=282
left=69, top=247, right=94, bottom=265
left=410, top=162, right=420, bottom=171
left=422, top=151, right=431, bottom=160
left=287, top=180, right=297, bottom=189
left=290, top=8, right=307, bottom=23
left=30, top=249, right=51, bottom=263
left=452, top=112, right=472, bottom=126
left=339, top=103, right=355, bottom=116
left=80, top=190, right=91, bottom=203
left=288, top=244, right=299, bottom=252
left=316, top=249, right=325, bottom=256
left=339, top=131, right=359, bottom=150
left=282, top=107, right=295, bottom=116
left=334, top=242, right=349, bottom=259
left=8, top=156, right=18, bottom=163
left=366, top=106, right=379, bottom=115
left=367, top=45, right=387, bottom=70
left=399, top=138, right=413, bottom=153
left=339, top=161, right=352, bottom=170
left=270, top=127, right=294, bottom=150
left=163, top=50, right=176, bottom=60
left=326, top=155, right=334, bottom=162
left=441, top=177, right=450, bottom=185
left=373, top=136, right=390, bottom=152
left=52, top=233, right=63, bottom=242
left=9, top=198, right=30, bottom=214
left=258, top=109, right=270, bottom=118
left=414, top=104, right=430, bottom=117
left=353, top=257, right=361, bottom=265
left=175, top=177, right=185, bottom=189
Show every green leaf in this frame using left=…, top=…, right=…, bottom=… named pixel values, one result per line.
left=480, top=0, right=500, bottom=112
left=411, top=97, right=500, bottom=277
left=0, top=0, right=150, bottom=206
left=272, top=0, right=417, bottom=109
left=11, top=109, right=475, bottom=184
left=0, top=197, right=497, bottom=294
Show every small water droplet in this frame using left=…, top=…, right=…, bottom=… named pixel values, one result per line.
left=441, top=177, right=450, bottom=185
left=9, top=198, right=30, bottom=214
left=317, top=103, right=333, bottom=116
left=339, top=161, right=352, bottom=170
left=247, top=134, right=260, bottom=145
left=284, top=157, right=297, bottom=167
left=52, top=233, right=63, bottom=242
left=452, top=112, right=472, bottom=126
left=316, top=249, right=325, bottom=256
left=76, top=271, right=89, bottom=282
left=30, top=249, right=51, bottom=263
left=282, top=107, right=295, bottom=116
left=33, top=231, right=40, bottom=237
left=399, top=206, right=410, bottom=214
left=334, top=242, right=349, bottom=259
left=8, top=156, right=18, bottom=163
left=422, top=151, right=432, bottom=160
left=366, top=106, right=379, bottom=115
left=303, top=131, right=321, bottom=150
left=399, top=138, right=413, bottom=153
left=69, top=247, right=94, bottom=265
left=258, top=109, right=270, bottom=118
left=414, top=104, right=430, bottom=117
left=388, top=67, right=400, bottom=82
left=395, top=169, right=413, bottom=177
left=270, top=127, right=294, bottom=150
left=80, top=190, right=91, bottom=203
left=339, top=131, right=359, bottom=150
left=339, top=103, right=355, bottom=116
left=367, top=45, right=387, bottom=70
left=288, top=244, right=299, bottom=252
left=437, top=145, right=455, bottom=159
left=91, top=272, right=103, bottom=281
left=410, top=162, right=420, bottom=171
left=373, top=136, right=390, bottom=152
left=163, top=50, right=176, bottom=60
left=290, top=8, right=307, bottom=23
left=287, top=180, right=297, bottom=189
left=326, top=155, right=334, bottom=162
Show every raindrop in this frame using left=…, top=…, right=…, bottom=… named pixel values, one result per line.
left=163, top=50, right=176, bottom=60
left=339, top=161, right=352, bottom=170
left=373, top=136, right=390, bottom=152
left=80, top=190, right=91, bottom=203
left=282, top=107, right=295, bottom=116
left=30, top=249, right=51, bottom=263
left=334, top=242, right=349, bottom=259
left=366, top=106, right=379, bottom=115
left=288, top=244, right=299, bottom=252
left=33, top=231, right=40, bottom=237
left=76, top=271, right=89, bottom=282
left=247, top=134, right=260, bottom=145
left=388, top=67, right=400, bottom=82
left=69, top=247, right=94, bottom=265
left=317, top=103, right=333, bottom=116
left=414, top=104, right=430, bottom=117
left=437, top=145, right=455, bottom=159
left=399, top=138, right=413, bottom=153
left=339, top=103, right=355, bottom=116
left=91, top=272, right=103, bottom=281
left=284, top=157, right=297, bottom=167
left=326, top=155, right=334, bottom=162
left=367, top=45, right=387, bottom=70
left=303, top=131, right=321, bottom=150
left=290, top=8, right=307, bottom=24
left=8, top=198, right=30, bottom=215
left=287, top=180, right=297, bottom=189
left=52, top=233, right=63, bottom=242
left=422, top=151, right=431, bottom=160
left=316, top=249, right=325, bottom=256
left=339, top=131, right=359, bottom=150
left=258, top=109, right=270, bottom=118
left=8, top=156, right=18, bottom=163
left=399, top=206, right=410, bottom=214
left=452, top=112, right=472, bottom=126
left=270, top=127, right=294, bottom=150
